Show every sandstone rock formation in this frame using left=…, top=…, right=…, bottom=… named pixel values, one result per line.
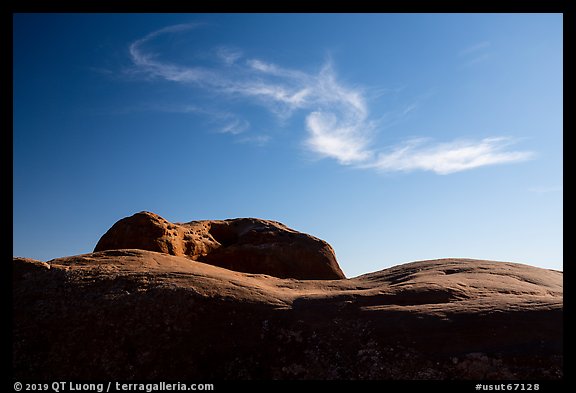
left=94, top=211, right=345, bottom=280
left=13, top=250, right=562, bottom=380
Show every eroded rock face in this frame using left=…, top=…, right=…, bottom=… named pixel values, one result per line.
left=94, top=211, right=345, bottom=280
left=12, top=251, right=562, bottom=380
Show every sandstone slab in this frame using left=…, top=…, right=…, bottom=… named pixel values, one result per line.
left=13, top=250, right=562, bottom=380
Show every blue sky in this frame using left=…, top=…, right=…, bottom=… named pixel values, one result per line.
left=13, top=13, right=562, bottom=277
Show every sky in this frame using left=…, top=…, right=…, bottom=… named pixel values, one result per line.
left=13, top=13, right=562, bottom=277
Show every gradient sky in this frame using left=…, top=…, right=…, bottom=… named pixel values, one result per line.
left=13, top=13, right=562, bottom=277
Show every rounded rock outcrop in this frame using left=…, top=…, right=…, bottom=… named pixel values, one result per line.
left=94, top=211, right=345, bottom=280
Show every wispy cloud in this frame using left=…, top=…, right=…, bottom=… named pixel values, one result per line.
left=125, top=24, right=533, bottom=174
left=459, top=41, right=493, bottom=66
left=365, top=137, right=534, bottom=175
left=459, top=41, right=491, bottom=56
left=219, top=117, right=250, bottom=135
left=215, top=46, right=243, bottom=65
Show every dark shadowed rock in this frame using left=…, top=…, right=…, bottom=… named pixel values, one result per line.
left=94, top=211, right=345, bottom=280
left=13, top=251, right=562, bottom=380
left=12, top=257, right=50, bottom=281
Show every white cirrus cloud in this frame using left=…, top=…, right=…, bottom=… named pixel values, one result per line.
left=128, top=23, right=219, bottom=84
left=215, top=46, right=243, bottom=65
left=126, top=24, right=534, bottom=174
left=365, top=137, right=534, bottom=175
left=459, top=41, right=493, bottom=66
left=459, top=41, right=491, bottom=56
left=305, top=111, right=373, bottom=164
